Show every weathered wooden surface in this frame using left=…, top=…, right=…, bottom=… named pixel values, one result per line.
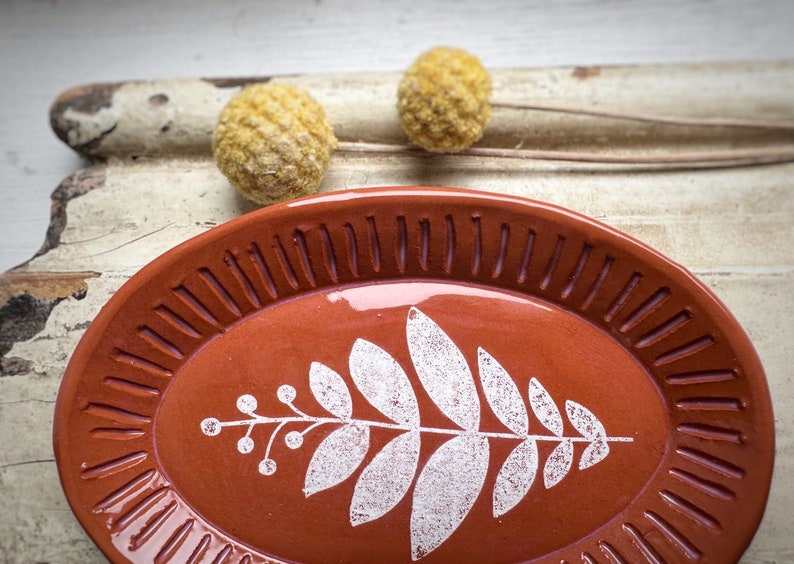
left=1, top=63, right=793, bottom=562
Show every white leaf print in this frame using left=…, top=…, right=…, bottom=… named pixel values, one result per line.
left=406, top=307, right=479, bottom=431
left=410, top=434, right=489, bottom=560
left=529, top=377, right=564, bottom=437
left=477, top=348, right=528, bottom=436
left=309, top=362, right=352, bottom=419
left=543, top=438, right=573, bottom=489
left=350, top=431, right=421, bottom=526
left=580, top=438, right=610, bottom=470
left=349, top=338, right=420, bottom=426
left=565, top=400, right=607, bottom=440
left=304, top=424, right=369, bottom=497
left=493, top=438, right=538, bottom=517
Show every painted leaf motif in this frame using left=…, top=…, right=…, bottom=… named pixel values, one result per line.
left=406, top=307, right=479, bottom=431
left=543, top=438, right=573, bottom=489
left=304, top=424, right=370, bottom=497
left=580, top=438, right=610, bottom=470
left=477, top=348, right=529, bottom=436
left=565, top=400, right=610, bottom=470
left=529, top=377, right=563, bottom=437
left=349, top=338, right=420, bottom=426
left=350, top=431, right=421, bottom=526
left=410, top=434, right=489, bottom=560
left=565, top=400, right=607, bottom=440
left=309, top=362, right=352, bottom=419
left=493, top=438, right=538, bottom=517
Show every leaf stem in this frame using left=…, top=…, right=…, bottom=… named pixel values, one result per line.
left=218, top=413, right=633, bottom=443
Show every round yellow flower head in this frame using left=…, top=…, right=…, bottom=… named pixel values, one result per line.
left=397, top=47, right=492, bottom=153
left=212, top=83, right=338, bottom=205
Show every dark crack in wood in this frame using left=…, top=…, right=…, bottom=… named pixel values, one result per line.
left=37, top=167, right=106, bottom=258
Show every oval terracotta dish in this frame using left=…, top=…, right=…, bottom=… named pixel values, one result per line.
left=54, top=187, right=774, bottom=563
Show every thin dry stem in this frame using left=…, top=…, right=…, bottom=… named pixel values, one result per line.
left=337, top=141, right=794, bottom=167
left=491, top=101, right=794, bottom=131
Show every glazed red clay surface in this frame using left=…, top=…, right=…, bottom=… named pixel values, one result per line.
left=54, top=187, right=774, bottom=563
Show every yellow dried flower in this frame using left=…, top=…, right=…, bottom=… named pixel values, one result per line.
left=397, top=47, right=492, bottom=153
left=212, top=83, right=338, bottom=205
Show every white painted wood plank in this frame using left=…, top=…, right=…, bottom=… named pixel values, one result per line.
left=2, top=0, right=794, bottom=273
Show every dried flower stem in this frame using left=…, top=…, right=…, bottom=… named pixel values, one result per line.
left=337, top=141, right=794, bottom=167
left=491, top=100, right=794, bottom=132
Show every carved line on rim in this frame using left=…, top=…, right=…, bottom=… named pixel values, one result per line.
left=598, top=540, right=628, bottom=564
left=90, top=427, right=146, bottom=441
left=83, top=403, right=152, bottom=425
left=471, top=215, right=482, bottom=276
left=540, top=235, right=565, bottom=290
left=112, top=349, right=173, bottom=378
left=138, top=326, right=184, bottom=359
left=665, top=369, right=737, bottom=385
left=675, top=447, right=746, bottom=479
left=445, top=215, right=456, bottom=274
left=173, top=285, right=221, bottom=328
left=186, top=534, right=211, bottom=564
left=561, top=242, right=592, bottom=299
left=366, top=216, right=382, bottom=273
left=644, top=510, right=702, bottom=560
left=81, top=451, right=149, bottom=480
left=272, top=235, right=299, bottom=290
left=114, top=486, right=169, bottom=531
left=636, top=311, right=692, bottom=348
left=225, top=251, right=262, bottom=309
left=654, top=335, right=715, bottom=366
left=668, top=467, right=736, bottom=501
left=103, top=376, right=161, bottom=397
left=517, top=229, right=535, bottom=284
left=93, top=469, right=157, bottom=511
left=659, top=490, right=722, bottom=531
left=130, top=500, right=178, bottom=550
left=154, top=518, right=195, bottom=563
left=581, top=255, right=613, bottom=310
left=319, top=224, right=339, bottom=283
left=675, top=397, right=743, bottom=411
left=605, top=272, right=642, bottom=323
left=154, top=305, right=201, bottom=339
left=619, top=287, right=672, bottom=334
left=622, top=522, right=664, bottom=564
left=198, top=267, right=242, bottom=316
left=677, top=423, right=743, bottom=443
left=248, top=243, right=278, bottom=300
left=396, top=216, right=407, bottom=273
left=343, top=223, right=359, bottom=278
left=419, top=218, right=431, bottom=271
left=294, top=230, right=317, bottom=287
left=213, top=544, right=233, bottom=562
left=492, top=223, right=510, bottom=279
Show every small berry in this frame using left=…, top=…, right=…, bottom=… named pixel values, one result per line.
left=285, top=431, right=304, bottom=449
left=277, top=384, right=297, bottom=404
left=397, top=47, right=492, bottom=153
left=236, top=394, right=258, bottom=414
left=258, top=458, right=277, bottom=475
left=237, top=436, right=254, bottom=454
left=212, top=83, right=338, bottom=204
left=200, top=417, right=221, bottom=436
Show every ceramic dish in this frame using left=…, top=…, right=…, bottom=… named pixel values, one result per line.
left=54, top=186, right=774, bottom=563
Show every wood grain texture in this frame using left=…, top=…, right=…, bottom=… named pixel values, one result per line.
left=1, top=60, right=793, bottom=562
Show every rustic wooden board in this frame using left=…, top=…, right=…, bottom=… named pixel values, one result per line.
left=1, top=62, right=793, bottom=562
